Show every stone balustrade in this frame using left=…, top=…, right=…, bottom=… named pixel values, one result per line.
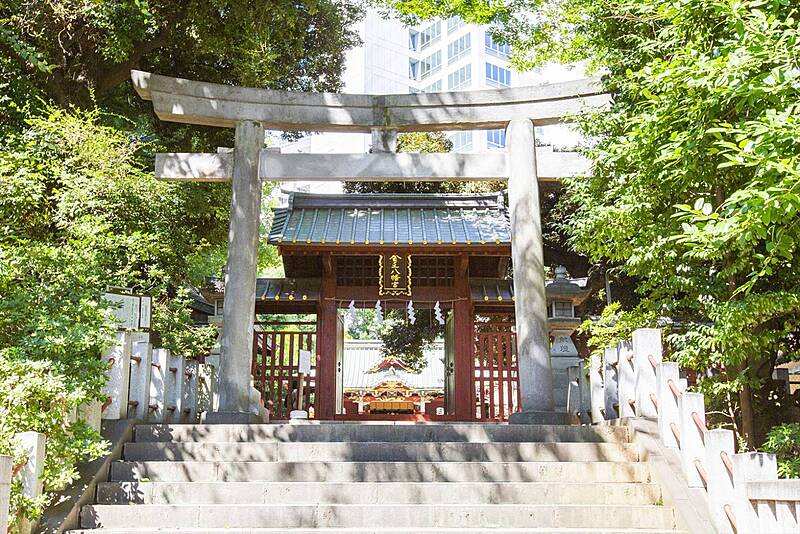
left=0, top=432, right=46, bottom=534
left=0, top=454, right=10, bottom=533
left=0, top=331, right=236, bottom=532
left=98, top=330, right=264, bottom=424
left=566, top=328, right=800, bottom=534
left=99, top=332, right=203, bottom=423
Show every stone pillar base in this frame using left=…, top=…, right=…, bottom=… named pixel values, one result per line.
left=204, top=411, right=264, bottom=424
left=509, top=411, right=568, bottom=425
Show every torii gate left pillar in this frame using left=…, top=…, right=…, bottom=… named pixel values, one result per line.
left=206, top=120, right=264, bottom=423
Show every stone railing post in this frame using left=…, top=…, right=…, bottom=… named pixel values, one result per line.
left=704, top=429, right=736, bottom=533
left=565, top=366, right=581, bottom=423
left=0, top=455, right=11, bottom=534
left=678, top=392, right=706, bottom=488
left=77, top=400, right=102, bottom=432
left=577, top=360, right=592, bottom=424
left=617, top=339, right=636, bottom=417
left=656, top=362, right=680, bottom=448
left=197, top=361, right=218, bottom=419
left=165, top=352, right=185, bottom=423
left=128, top=332, right=152, bottom=419
left=603, top=346, right=619, bottom=419
left=101, top=332, right=131, bottom=419
left=148, top=348, right=168, bottom=422
left=16, top=432, right=45, bottom=534
left=588, top=353, right=604, bottom=423
left=633, top=328, right=661, bottom=417
left=731, top=452, right=778, bottom=534
left=181, top=359, right=199, bottom=423
left=746, top=480, right=800, bottom=533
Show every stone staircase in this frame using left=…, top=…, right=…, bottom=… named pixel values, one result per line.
left=70, top=422, right=688, bottom=533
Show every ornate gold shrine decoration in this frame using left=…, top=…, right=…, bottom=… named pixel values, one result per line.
left=378, top=253, right=412, bottom=296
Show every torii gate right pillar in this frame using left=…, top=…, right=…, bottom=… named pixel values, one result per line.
left=506, top=119, right=556, bottom=419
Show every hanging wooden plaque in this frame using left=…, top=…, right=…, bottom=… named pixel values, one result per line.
left=378, top=253, right=412, bottom=296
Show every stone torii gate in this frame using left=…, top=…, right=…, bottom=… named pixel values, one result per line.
left=131, top=70, right=608, bottom=423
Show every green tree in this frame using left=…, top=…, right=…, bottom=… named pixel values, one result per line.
left=561, top=0, right=800, bottom=447
left=381, top=0, right=800, bottom=446
left=1, top=0, right=363, bottom=105
left=0, top=106, right=224, bottom=526
left=1, top=0, right=364, bottom=151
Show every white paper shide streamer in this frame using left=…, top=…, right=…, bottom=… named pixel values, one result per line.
left=407, top=300, right=416, bottom=325
left=347, top=300, right=357, bottom=326
left=434, top=301, right=445, bottom=325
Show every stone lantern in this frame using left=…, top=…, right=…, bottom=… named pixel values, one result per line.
left=546, top=266, right=591, bottom=410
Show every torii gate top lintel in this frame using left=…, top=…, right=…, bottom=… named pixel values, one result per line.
left=131, top=70, right=609, bottom=132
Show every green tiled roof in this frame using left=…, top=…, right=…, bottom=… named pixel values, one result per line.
left=256, top=278, right=320, bottom=302
left=268, top=192, right=510, bottom=246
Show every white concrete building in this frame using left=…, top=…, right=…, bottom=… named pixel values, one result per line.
left=276, top=9, right=585, bottom=195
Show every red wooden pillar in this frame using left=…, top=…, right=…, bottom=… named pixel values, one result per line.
left=453, top=253, right=475, bottom=421
left=316, top=253, right=337, bottom=420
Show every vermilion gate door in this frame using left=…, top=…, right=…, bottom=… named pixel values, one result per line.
left=473, top=317, right=521, bottom=420
left=252, top=322, right=317, bottom=419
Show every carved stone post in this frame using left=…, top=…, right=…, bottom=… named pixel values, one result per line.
left=506, top=119, right=555, bottom=419
left=210, top=120, right=264, bottom=423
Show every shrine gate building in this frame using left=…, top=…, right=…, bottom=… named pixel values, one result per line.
left=248, top=191, right=520, bottom=421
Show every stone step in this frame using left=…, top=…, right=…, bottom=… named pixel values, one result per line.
left=69, top=529, right=685, bottom=534
left=123, top=441, right=639, bottom=463
left=133, top=423, right=627, bottom=444
left=96, top=481, right=661, bottom=505
left=111, top=460, right=651, bottom=483
left=80, top=504, right=677, bottom=530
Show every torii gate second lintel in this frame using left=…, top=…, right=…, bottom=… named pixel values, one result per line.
left=131, top=70, right=607, bottom=423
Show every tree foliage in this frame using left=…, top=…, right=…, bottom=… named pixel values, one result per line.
left=381, top=0, right=800, bottom=444
left=1, top=2, right=364, bottom=526
left=1, top=0, right=364, bottom=151
left=1, top=0, right=363, bottom=105
left=559, top=0, right=800, bottom=446
left=0, top=106, right=223, bottom=526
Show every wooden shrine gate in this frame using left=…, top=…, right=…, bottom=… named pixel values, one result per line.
left=252, top=322, right=317, bottom=420
left=473, top=315, right=521, bottom=420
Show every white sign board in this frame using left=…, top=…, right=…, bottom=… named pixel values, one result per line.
left=435, top=407, right=445, bottom=416
left=104, top=293, right=140, bottom=330
left=104, top=292, right=152, bottom=330
left=139, top=296, right=152, bottom=329
left=298, top=350, right=312, bottom=374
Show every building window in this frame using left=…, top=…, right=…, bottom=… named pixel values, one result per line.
left=408, top=30, right=419, bottom=51
left=419, top=21, right=441, bottom=50
left=409, top=60, right=419, bottom=80
left=336, top=256, right=379, bottom=287
left=447, top=16, right=465, bottom=33
left=447, top=33, right=471, bottom=64
left=447, top=64, right=472, bottom=90
left=449, top=131, right=473, bottom=152
left=486, top=129, right=506, bottom=148
left=412, top=256, right=455, bottom=287
left=485, top=62, right=511, bottom=87
left=420, top=50, right=442, bottom=79
left=485, top=32, right=511, bottom=57
left=422, top=80, right=442, bottom=93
